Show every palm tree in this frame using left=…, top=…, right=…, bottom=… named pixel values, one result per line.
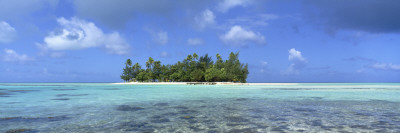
left=121, top=52, right=249, bottom=83
left=193, top=53, right=198, bottom=61
left=125, top=59, right=132, bottom=66
left=146, top=57, right=154, bottom=70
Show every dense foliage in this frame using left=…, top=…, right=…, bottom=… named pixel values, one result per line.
left=120, top=52, right=249, bottom=83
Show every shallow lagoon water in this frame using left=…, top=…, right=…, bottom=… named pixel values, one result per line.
left=1, top=83, right=400, bottom=132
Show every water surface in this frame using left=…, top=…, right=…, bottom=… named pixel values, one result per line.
left=1, top=83, right=400, bottom=132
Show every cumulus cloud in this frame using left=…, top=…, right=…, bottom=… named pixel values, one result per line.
left=217, top=0, right=250, bottom=13
left=187, top=38, right=203, bottom=45
left=2, top=48, right=35, bottom=63
left=194, top=9, right=216, bottom=30
left=160, top=51, right=169, bottom=58
left=145, top=28, right=168, bottom=45
left=371, top=63, right=400, bottom=71
left=0, top=21, right=17, bottom=43
left=220, top=25, right=266, bottom=47
left=40, top=17, right=130, bottom=55
left=304, top=0, right=400, bottom=33
left=155, top=31, right=168, bottom=45
left=285, top=48, right=307, bottom=74
left=288, top=48, right=306, bottom=62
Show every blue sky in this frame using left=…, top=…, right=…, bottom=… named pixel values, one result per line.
left=0, top=0, right=399, bottom=83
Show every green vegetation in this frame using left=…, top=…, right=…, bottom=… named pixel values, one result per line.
left=120, top=52, right=249, bottom=83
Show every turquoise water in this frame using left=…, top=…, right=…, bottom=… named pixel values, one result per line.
left=1, top=83, right=400, bottom=132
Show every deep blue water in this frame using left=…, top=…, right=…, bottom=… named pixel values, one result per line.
left=1, top=83, right=400, bottom=132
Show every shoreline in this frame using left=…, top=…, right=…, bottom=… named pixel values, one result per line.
left=111, top=82, right=299, bottom=86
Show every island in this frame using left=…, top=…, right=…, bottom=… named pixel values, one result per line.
left=120, top=52, right=249, bottom=83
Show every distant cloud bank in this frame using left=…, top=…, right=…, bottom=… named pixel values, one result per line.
left=2, top=49, right=34, bottom=63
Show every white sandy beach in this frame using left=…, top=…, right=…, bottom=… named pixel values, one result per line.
left=112, top=82, right=299, bottom=86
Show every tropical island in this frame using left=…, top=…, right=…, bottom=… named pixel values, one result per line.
left=120, top=52, right=249, bottom=83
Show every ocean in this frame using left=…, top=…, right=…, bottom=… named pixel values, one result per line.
left=1, top=83, right=400, bottom=132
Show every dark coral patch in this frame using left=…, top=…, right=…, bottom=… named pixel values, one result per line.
left=178, top=109, right=198, bottom=114
left=268, top=117, right=287, bottom=122
left=0, top=92, right=12, bottom=97
left=104, top=88, right=120, bottom=90
left=1, top=116, right=69, bottom=123
left=293, top=108, right=317, bottom=112
left=1, top=117, right=21, bottom=120
left=52, top=89, right=77, bottom=91
left=56, top=94, right=88, bottom=97
left=8, top=90, right=39, bottom=93
left=55, top=94, right=69, bottom=97
left=162, top=112, right=179, bottom=116
left=235, top=98, right=248, bottom=101
left=226, top=123, right=245, bottom=126
left=46, top=116, right=70, bottom=121
left=207, top=130, right=219, bottom=133
left=310, top=120, right=323, bottom=127
left=154, top=103, right=169, bottom=106
left=6, top=102, right=21, bottom=104
left=116, top=105, right=145, bottom=111
left=5, top=128, right=36, bottom=133
left=51, top=98, right=70, bottom=100
left=229, top=128, right=257, bottom=133
left=349, top=125, right=371, bottom=129
left=119, top=121, right=155, bottom=132
left=173, top=105, right=189, bottom=110
left=353, top=112, right=373, bottom=117
left=149, top=115, right=171, bottom=123
left=180, top=116, right=194, bottom=119
left=225, top=116, right=249, bottom=123
left=188, top=126, right=204, bottom=131
left=150, top=118, right=170, bottom=123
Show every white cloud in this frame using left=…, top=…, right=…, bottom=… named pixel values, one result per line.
left=194, top=9, right=216, bottom=30
left=50, top=52, right=64, bottom=58
left=155, top=31, right=168, bottom=45
left=284, top=48, right=307, bottom=75
left=187, top=38, right=203, bottom=45
left=371, top=63, right=400, bottom=71
left=160, top=51, right=169, bottom=58
left=0, top=21, right=17, bottom=43
left=288, top=48, right=306, bottom=62
left=260, top=61, right=268, bottom=73
left=217, top=0, right=250, bottom=13
left=285, top=64, right=300, bottom=75
left=220, top=25, right=266, bottom=47
left=103, top=32, right=131, bottom=55
left=226, top=14, right=279, bottom=28
left=260, top=61, right=268, bottom=66
left=356, top=68, right=366, bottom=73
left=2, top=48, right=35, bottom=63
left=40, top=17, right=130, bottom=55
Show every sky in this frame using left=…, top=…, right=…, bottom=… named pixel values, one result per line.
left=0, top=0, right=399, bottom=83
